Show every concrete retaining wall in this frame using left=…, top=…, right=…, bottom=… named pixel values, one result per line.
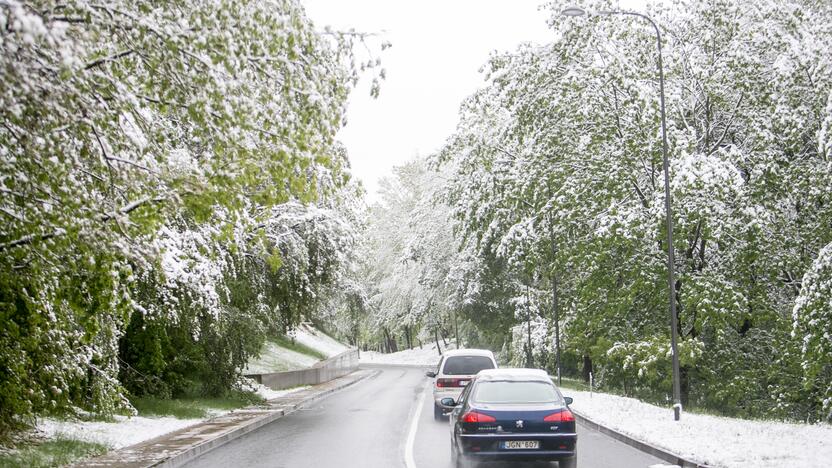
left=245, top=349, right=359, bottom=390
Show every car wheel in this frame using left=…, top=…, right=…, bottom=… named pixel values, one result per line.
left=454, top=453, right=472, bottom=468
left=434, top=403, right=445, bottom=421
left=559, top=456, right=577, bottom=468
left=451, top=436, right=471, bottom=468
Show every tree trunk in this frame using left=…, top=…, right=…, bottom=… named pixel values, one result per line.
left=405, top=325, right=413, bottom=350
left=434, top=328, right=443, bottom=356
left=680, top=365, right=690, bottom=408
left=453, top=312, right=460, bottom=349
left=389, top=330, right=398, bottom=353
left=582, top=354, right=593, bottom=383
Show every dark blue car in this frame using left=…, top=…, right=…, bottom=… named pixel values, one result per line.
left=442, top=368, right=577, bottom=468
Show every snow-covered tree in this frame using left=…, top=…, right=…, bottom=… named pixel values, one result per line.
left=1, top=0, right=378, bottom=434
left=434, top=0, right=832, bottom=419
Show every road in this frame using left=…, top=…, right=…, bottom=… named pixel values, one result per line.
left=184, top=366, right=664, bottom=468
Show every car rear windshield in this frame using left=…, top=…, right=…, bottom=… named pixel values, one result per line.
left=472, top=381, right=560, bottom=404
left=441, top=356, right=495, bottom=376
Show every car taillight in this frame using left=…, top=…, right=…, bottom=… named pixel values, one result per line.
left=461, top=411, right=496, bottom=423
left=436, top=378, right=466, bottom=388
left=543, top=409, right=575, bottom=422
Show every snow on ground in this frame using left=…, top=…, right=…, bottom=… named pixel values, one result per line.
left=38, top=415, right=204, bottom=450
left=567, top=389, right=832, bottom=468
left=240, top=377, right=309, bottom=401
left=291, top=322, right=349, bottom=357
left=243, top=340, right=319, bottom=374
left=36, top=385, right=309, bottom=450
left=360, top=340, right=457, bottom=366
left=244, top=324, right=351, bottom=374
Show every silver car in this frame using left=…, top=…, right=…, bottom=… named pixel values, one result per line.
left=426, top=349, right=498, bottom=420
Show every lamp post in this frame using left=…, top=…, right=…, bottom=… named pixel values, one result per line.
left=561, top=5, right=682, bottom=421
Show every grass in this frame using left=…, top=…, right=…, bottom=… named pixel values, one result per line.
left=131, top=390, right=264, bottom=419
left=0, top=436, right=108, bottom=468
left=244, top=334, right=327, bottom=374
left=556, top=377, right=591, bottom=392
left=271, top=334, right=327, bottom=361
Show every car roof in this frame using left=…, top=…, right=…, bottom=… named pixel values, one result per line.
left=475, top=368, right=551, bottom=381
left=442, top=348, right=495, bottom=358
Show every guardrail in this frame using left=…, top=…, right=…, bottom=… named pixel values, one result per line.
left=245, top=349, right=359, bottom=391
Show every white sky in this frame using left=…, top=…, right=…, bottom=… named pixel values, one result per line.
left=301, top=1, right=642, bottom=200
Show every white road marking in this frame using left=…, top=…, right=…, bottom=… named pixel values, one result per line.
left=404, top=380, right=429, bottom=468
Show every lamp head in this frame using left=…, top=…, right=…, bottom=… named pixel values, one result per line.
left=561, top=5, right=587, bottom=17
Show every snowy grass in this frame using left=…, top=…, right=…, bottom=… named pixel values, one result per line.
left=244, top=323, right=351, bottom=374
left=240, top=378, right=310, bottom=401
left=272, top=333, right=328, bottom=360
left=130, top=390, right=263, bottom=419
left=37, top=415, right=205, bottom=451
left=0, top=436, right=108, bottom=468
left=360, top=340, right=457, bottom=366
left=35, top=383, right=310, bottom=456
left=291, top=323, right=349, bottom=357
left=568, top=389, right=832, bottom=468
left=556, top=376, right=589, bottom=392
left=243, top=337, right=322, bottom=374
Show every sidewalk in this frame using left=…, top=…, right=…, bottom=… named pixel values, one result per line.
left=73, top=369, right=377, bottom=468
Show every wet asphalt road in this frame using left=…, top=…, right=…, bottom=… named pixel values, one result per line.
left=183, top=366, right=664, bottom=468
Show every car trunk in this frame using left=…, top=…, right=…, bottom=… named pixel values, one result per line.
left=460, top=403, right=576, bottom=453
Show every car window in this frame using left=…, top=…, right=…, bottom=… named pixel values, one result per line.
left=472, top=381, right=561, bottom=404
left=441, top=356, right=495, bottom=375
left=458, top=380, right=474, bottom=404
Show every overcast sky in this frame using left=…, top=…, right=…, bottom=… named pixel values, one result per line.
left=301, top=1, right=642, bottom=200
left=299, top=1, right=554, bottom=199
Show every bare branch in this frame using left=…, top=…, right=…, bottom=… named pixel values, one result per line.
left=0, top=228, right=66, bottom=251
left=85, top=49, right=135, bottom=70
left=707, top=92, right=744, bottom=156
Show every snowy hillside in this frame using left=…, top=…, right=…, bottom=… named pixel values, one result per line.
left=291, top=323, right=350, bottom=358
left=244, top=323, right=350, bottom=374
left=360, top=340, right=458, bottom=366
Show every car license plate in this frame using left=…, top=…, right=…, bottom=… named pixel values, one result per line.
left=502, top=440, right=540, bottom=450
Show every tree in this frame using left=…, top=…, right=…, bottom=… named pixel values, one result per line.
left=0, top=0, right=377, bottom=435
left=433, top=0, right=832, bottom=419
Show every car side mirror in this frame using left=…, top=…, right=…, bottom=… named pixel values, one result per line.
left=440, top=397, right=457, bottom=407
left=425, top=371, right=437, bottom=378
left=564, top=396, right=573, bottom=405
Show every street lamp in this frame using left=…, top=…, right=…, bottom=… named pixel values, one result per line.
left=560, top=5, right=682, bottom=421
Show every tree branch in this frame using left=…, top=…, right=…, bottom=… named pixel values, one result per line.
left=85, top=49, right=135, bottom=70
left=707, top=92, right=744, bottom=156
left=0, top=228, right=66, bottom=251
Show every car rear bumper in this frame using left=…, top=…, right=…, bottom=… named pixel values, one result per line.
left=458, top=433, right=577, bottom=461
left=464, top=450, right=576, bottom=461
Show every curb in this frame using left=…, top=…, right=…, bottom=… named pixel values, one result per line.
left=75, top=369, right=379, bottom=468
left=573, top=410, right=713, bottom=468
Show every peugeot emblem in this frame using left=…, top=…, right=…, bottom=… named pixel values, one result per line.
left=515, top=420, right=524, bottom=429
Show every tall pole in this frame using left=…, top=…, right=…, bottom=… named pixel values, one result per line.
left=561, top=7, right=682, bottom=420
left=617, top=10, right=682, bottom=422
left=526, top=283, right=533, bottom=368
left=549, top=207, right=562, bottom=386
left=651, top=14, right=682, bottom=423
